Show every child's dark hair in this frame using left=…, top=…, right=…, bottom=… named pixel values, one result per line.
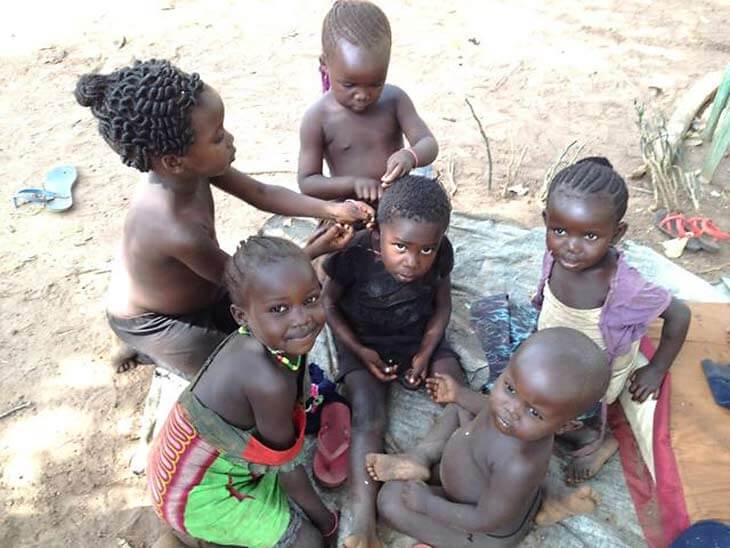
left=224, top=236, right=309, bottom=304
left=75, top=59, right=204, bottom=172
left=377, top=175, right=451, bottom=230
left=322, top=0, right=391, bottom=59
left=546, top=157, right=629, bottom=221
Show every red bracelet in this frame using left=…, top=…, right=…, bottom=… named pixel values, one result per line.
left=323, top=509, right=339, bottom=537
left=404, top=147, right=419, bottom=167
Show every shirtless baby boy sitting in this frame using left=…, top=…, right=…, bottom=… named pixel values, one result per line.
left=367, top=327, right=610, bottom=547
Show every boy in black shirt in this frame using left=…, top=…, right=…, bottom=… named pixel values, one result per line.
left=323, top=175, right=464, bottom=547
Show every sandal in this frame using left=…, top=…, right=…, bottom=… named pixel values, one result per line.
left=653, top=209, right=702, bottom=252
left=12, top=165, right=78, bottom=212
left=701, top=359, right=730, bottom=409
left=44, top=165, right=77, bottom=212
left=12, top=188, right=58, bottom=208
left=313, top=402, right=350, bottom=488
left=686, top=217, right=730, bottom=253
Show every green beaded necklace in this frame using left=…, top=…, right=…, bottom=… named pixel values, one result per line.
left=238, top=325, right=302, bottom=372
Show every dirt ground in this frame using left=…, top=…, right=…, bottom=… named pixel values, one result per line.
left=1, top=1, right=728, bottom=546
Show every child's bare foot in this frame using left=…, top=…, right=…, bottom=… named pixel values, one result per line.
left=365, top=453, right=430, bottom=482
left=564, top=435, right=619, bottom=483
left=343, top=530, right=382, bottom=548
left=110, top=338, right=140, bottom=373
left=535, top=484, right=601, bottom=525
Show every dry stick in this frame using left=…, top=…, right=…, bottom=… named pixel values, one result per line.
left=445, top=155, right=458, bottom=196
left=503, top=134, right=528, bottom=198
left=629, top=185, right=654, bottom=195
left=539, top=140, right=584, bottom=202
left=464, top=97, right=493, bottom=190
left=695, top=261, right=730, bottom=275
left=0, top=401, right=32, bottom=420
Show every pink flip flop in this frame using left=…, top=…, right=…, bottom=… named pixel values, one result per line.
left=313, top=402, right=351, bottom=488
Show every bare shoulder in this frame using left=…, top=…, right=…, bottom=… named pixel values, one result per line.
left=127, top=184, right=198, bottom=237
left=217, top=337, right=290, bottom=398
left=382, top=83, right=409, bottom=101
left=244, top=338, right=290, bottom=388
left=301, top=95, right=329, bottom=127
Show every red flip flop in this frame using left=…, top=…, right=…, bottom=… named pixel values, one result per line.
left=313, top=402, right=351, bottom=488
left=685, top=216, right=728, bottom=253
left=686, top=216, right=730, bottom=243
left=653, top=209, right=702, bottom=251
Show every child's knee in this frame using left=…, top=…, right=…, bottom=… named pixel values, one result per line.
left=376, top=481, right=403, bottom=522
left=351, top=399, right=387, bottom=432
left=431, top=356, right=465, bottom=382
left=346, top=374, right=388, bottom=431
left=294, top=520, right=324, bottom=548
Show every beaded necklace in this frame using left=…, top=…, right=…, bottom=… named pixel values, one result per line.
left=238, top=325, right=302, bottom=372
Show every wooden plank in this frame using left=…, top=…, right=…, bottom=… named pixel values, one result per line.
left=646, top=302, right=729, bottom=345
left=669, top=337, right=730, bottom=523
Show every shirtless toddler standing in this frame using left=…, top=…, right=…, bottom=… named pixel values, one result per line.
left=298, top=0, right=438, bottom=203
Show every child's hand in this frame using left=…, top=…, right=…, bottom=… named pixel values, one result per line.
left=353, top=178, right=384, bottom=202
left=314, top=223, right=355, bottom=255
left=426, top=373, right=460, bottom=404
left=381, top=149, right=416, bottom=187
left=629, top=365, right=664, bottom=402
left=401, top=480, right=429, bottom=513
left=403, top=353, right=429, bottom=388
left=330, top=200, right=374, bottom=225
left=357, top=346, right=397, bottom=382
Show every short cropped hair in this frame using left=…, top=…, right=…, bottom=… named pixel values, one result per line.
left=377, top=175, right=451, bottom=230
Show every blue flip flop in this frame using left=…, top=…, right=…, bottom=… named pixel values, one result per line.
left=12, top=188, right=58, bottom=208
left=44, top=165, right=78, bottom=212
left=701, top=359, right=730, bottom=408
left=12, top=166, right=78, bottom=212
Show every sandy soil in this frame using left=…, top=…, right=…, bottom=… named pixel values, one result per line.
left=0, top=1, right=728, bottom=546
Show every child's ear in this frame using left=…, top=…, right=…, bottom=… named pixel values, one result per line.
left=541, top=209, right=547, bottom=225
left=230, top=303, right=248, bottom=327
left=612, top=221, right=628, bottom=244
left=160, top=154, right=186, bottom=174
left=370, top=225, right=381, bottom=253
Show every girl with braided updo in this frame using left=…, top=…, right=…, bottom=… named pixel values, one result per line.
left=534, top=156, right=690, bottom=484
left=147, top=235, right=340, bottom=547
left=298, top=0, right=438, bottom=204
left=76, top=59, right=370, bottom=378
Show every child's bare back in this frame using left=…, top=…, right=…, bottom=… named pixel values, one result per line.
left=367, top=328, right=612, bottom=547
left=108, top=177, right=223, bottom=318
